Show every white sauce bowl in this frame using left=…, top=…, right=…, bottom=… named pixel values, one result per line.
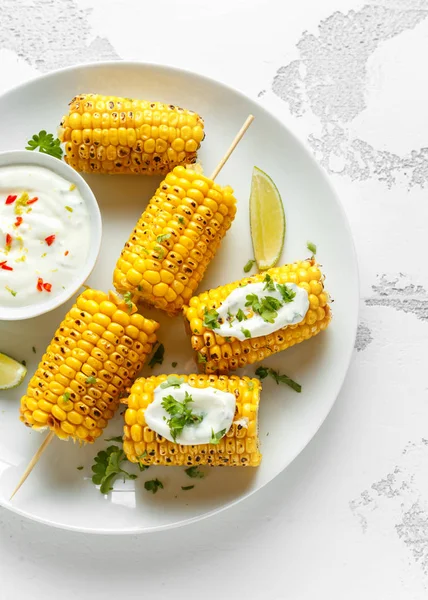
left=0, top=150, right=102, bottom=320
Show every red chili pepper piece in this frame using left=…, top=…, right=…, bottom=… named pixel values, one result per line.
left=5, top=233, right=12, bottom=248
left=43, top=282, right=52, bottom=292
left=64, top=250, right=69, bottom=256
left=0, top=261, right=13, bottom=271
left=27, top=197, right=39, bottom=205
left=37, top=277, right=44, bottom=292
left=45, top=234, right=56, bottom=246
left=5, top=195, right=17, bottom=205
left=14, top=217, right=23, bottom=227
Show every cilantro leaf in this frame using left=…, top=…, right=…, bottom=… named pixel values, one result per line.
left=26, top=130, right=63, bottom=159
left=307, top=241, right=317, bottom=255
left=154, top=245, right=165, bottom=259
left=156, top=233, right=171, bottom=243
left=241, top=327, right=251, bottom=338
left=148, top=343, right=164, bottom=368
left=85, top=376, right=97, bottom=385
left=160, top=375, right=184, bottom=389
left=210, top=428, right=226, bottom=444
left=162, top=391, right=203, bottom=441
left=247, top=381, right=255, bottom=390
left=277, top=284, right=296, bottom=303
left=172, top=362, right=178, bottom=368
left=63, top=392, right=71, bottom=403
left=181, top=485, right=194, bottom=491
left=123, top=291, right=133, bottom=313
left=185, top=466, right=205, bottom=479
left=91, top=445, right=138, bottom=494
left=77, top=466, right=84, bottom=470
left=236, top=308, right=247, bottom=322
left=263, top=274, right=276, bottom=292
left=144, top=478, right=164, bottom=494
left=255, top=365, right=301, bottom=393
left=197, top=352, right=207, bottom=364
left=104, top=435, right=123, bottom=443
left=178, top=216, right=185, bottom=224
left=203, top=307, right=220, bottom=330
left=243, top=259, right=255, bottom=273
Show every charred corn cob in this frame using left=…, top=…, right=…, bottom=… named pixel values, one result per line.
left=20, top=289, right=159, bottom=443
left=183, top=259, right=331, bottom=374
left=113, top=165, right=237, bottom=315
left=59, top=94, right=205, bottom=175
left=123, top=374, right=262, bottom=467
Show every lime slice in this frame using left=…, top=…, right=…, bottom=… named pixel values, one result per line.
left=0, top=352, right=27, bottom=390
left=250, top=166, right=285, bottom=270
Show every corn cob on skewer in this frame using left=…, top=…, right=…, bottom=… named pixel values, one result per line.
left=113, top=165, right=237, bottom=315
left=183, top=259, right=331, bottom=374
left=20, top=289, right=159, bottom=443
left=123, top=374, right=262, bottom=467
left=59, top=94, right=205, bottom=175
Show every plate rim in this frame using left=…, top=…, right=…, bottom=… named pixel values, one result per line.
left=0, top=59, right=359, bottom=534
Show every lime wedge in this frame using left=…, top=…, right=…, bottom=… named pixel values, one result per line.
left=250, top=166, right=285, bottom=270
left=0, top=352, right=27, bottom=390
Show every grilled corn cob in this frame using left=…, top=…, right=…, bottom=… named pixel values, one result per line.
left=123, top=374, right=262, bottom=467
left=113, top=165, right=237, bottom=315
left=183, top=259, right=331, bottom=374
left=59, top=94, right=205, bottom=175
left=20, top=289, right=159, bottom=443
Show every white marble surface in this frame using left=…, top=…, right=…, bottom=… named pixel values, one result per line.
left=0, top=0, right=427, bottom=597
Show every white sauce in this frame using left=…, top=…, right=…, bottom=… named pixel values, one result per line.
left=145, top=382, right=236, bottom=445
left=216, top=282, right=309, bottom=341
left=0, top=165, right=91, bottom=308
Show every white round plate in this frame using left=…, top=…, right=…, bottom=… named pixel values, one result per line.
left=0, top=62, right=358, bottom=534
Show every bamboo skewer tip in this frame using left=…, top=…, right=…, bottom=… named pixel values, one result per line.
left=10, top=430, right=55, bottom=501
left=210, top=114, right=254, bottom=180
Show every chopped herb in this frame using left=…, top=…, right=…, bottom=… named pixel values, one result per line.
left=123, top=291, right=133, bottom=312
left=21, top=360, right=26, bottom=367
left=14, top=193, right=29, bottom=215
left=160, top=375, right=184, bottom=389
left=32, top=346, right=36, bottom=353
left=41, top=253, right=47, bottom=258
left=307, top=241, right=317, bottom=255
left=85, top=376, right=97, bottom=385
left=65, top=206, right=73, bottom=213
left=77, top=466, right=84, bottom=471
left=185, top=466, right=205, bottom=479
left=148, top=343, right=164, bottom=368
left=210, top=428, right=226, bottom=444
left=181, top=485, right=194, bottom=491
left=245, top=293, right=282, bottom=323
left=144, top=478, right=163, bottom=494
left=178, top=216, right=184, bottom=224
left=154, top=245, right=164, bottom=258
left=277, top=284, right=296, bottom=303
left=171, top=362, right=178, bottom=368
left=63, top=392, right=71, bottom=403
left=255, top=366, right=301, bottom=393
left=236, top=308, right=247, bottom=322
left=138, top=462, right=149, bottom=472
left=241, top=327, right=251, bottom=338
left=156, top=233, right=171, bottom=243
left=137, top=284, right=142, bottom=291
left=243, top=259, right=255, bottom=273
left=69, top=183, right=76, bottom=191
left=225, top=337, right=232, bottom=342
left=203, top=307, right=220, bottom=330
left=247, top=381, right=254, bottom=390
left=26, top=130, right=63, bottom=160
left=137, top=451, right=148, bottom=460
left=5, top=286, right=17, bottom=297
left=197, top=352, right=207, bottom=364
left=263, top=274, right=276, bottom=292
left=91, top=445, right=137, bottom=494
left=162, top=391, right=203, bottom=441
left=104, top=436, right=123, bottom=443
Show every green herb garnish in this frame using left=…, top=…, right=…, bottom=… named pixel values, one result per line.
left=86, top=376, right=96, bottom=385
left=154, top=245, right=165, bottom=259
left=160, top=375, right=184, bottom=389
left=144, top=478, right=164, bottom=494
left=21, top=360, right=26, bottom=367
left=245, top=293, right=282, bottom=323
left=91, top=445, right=137, bottom=494
left=263, top=274, right=276, bottom=292
left=148, top=343, right=165, bottom=368
left=162, top=391, right=203, bottom=441
left=156, top=233, right=171, bottom=243
left=307, top=241, right=317, bottom=255
left=63, top=392, right=71, bottom=403
left=65, top=206, right=73, bottom=213
left=77, top=466, right=84, bottom=471
left=241, top=327, right=251, bottom=338
left=104, top=436, right=123, bottom=443
left=236, top=308, right=247, bottom=322
left=26, top=130, right=63, bottom=159
left=209, top=428, right=226, bottom=444
left=243, top=259, right=255, bottom=273
left=203, top=307, right=220, bottom=330
left=5, top=286, right=17, bottom=297
left=172, top=362, right=178, bottom=368
left=255, top=366, right=301, bottom=393
left=32, top=346, right=36, bottom=353
left=185, top=466, right=205, bottom=479
left=181, top=485, right=194, bottom=491
left=123, top=291, right=133, bottom=312
left=277, top=284, right=296, bottom=303
left=247, top=381, right=254, bottom=390
left=197, top=352, right=207, bottom=364
left=178, top=216, right=185, bottom=224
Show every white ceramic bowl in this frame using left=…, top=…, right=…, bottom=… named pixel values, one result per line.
left=0, top=150, right=102, bottom=321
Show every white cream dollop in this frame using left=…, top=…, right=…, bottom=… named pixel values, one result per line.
left=145, top=382, right=236, bottom=445
left=215, top=281, right=309, bottom=341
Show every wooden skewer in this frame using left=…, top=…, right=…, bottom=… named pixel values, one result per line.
left=10, top=430, right=55, bottom=500
left=9, top=113, right=255, bottom=501
left=210, top=114, right=255, bottom=180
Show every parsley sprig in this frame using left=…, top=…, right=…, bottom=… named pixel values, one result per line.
left=185, top=466, right=205, bottom=479
left=91, top=445, right=137, bottom=494
left=144, top=479, right=164, bottom=494
left=160, top=375, right=184, bottom=389
left=26, top=130, right=63, bottom=159
left=210, top=428, right=226, bottom=444
left=255, top=366, right=302, bottom=393
left=123, top=291, right=133, bottom=313
left=162, top=391, right=203, bottom=441
left=243, top=259, right=255, bottom=273
left=203, top=307, right=220, bottom=329
left=148, top=343, right=164, bottom=368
